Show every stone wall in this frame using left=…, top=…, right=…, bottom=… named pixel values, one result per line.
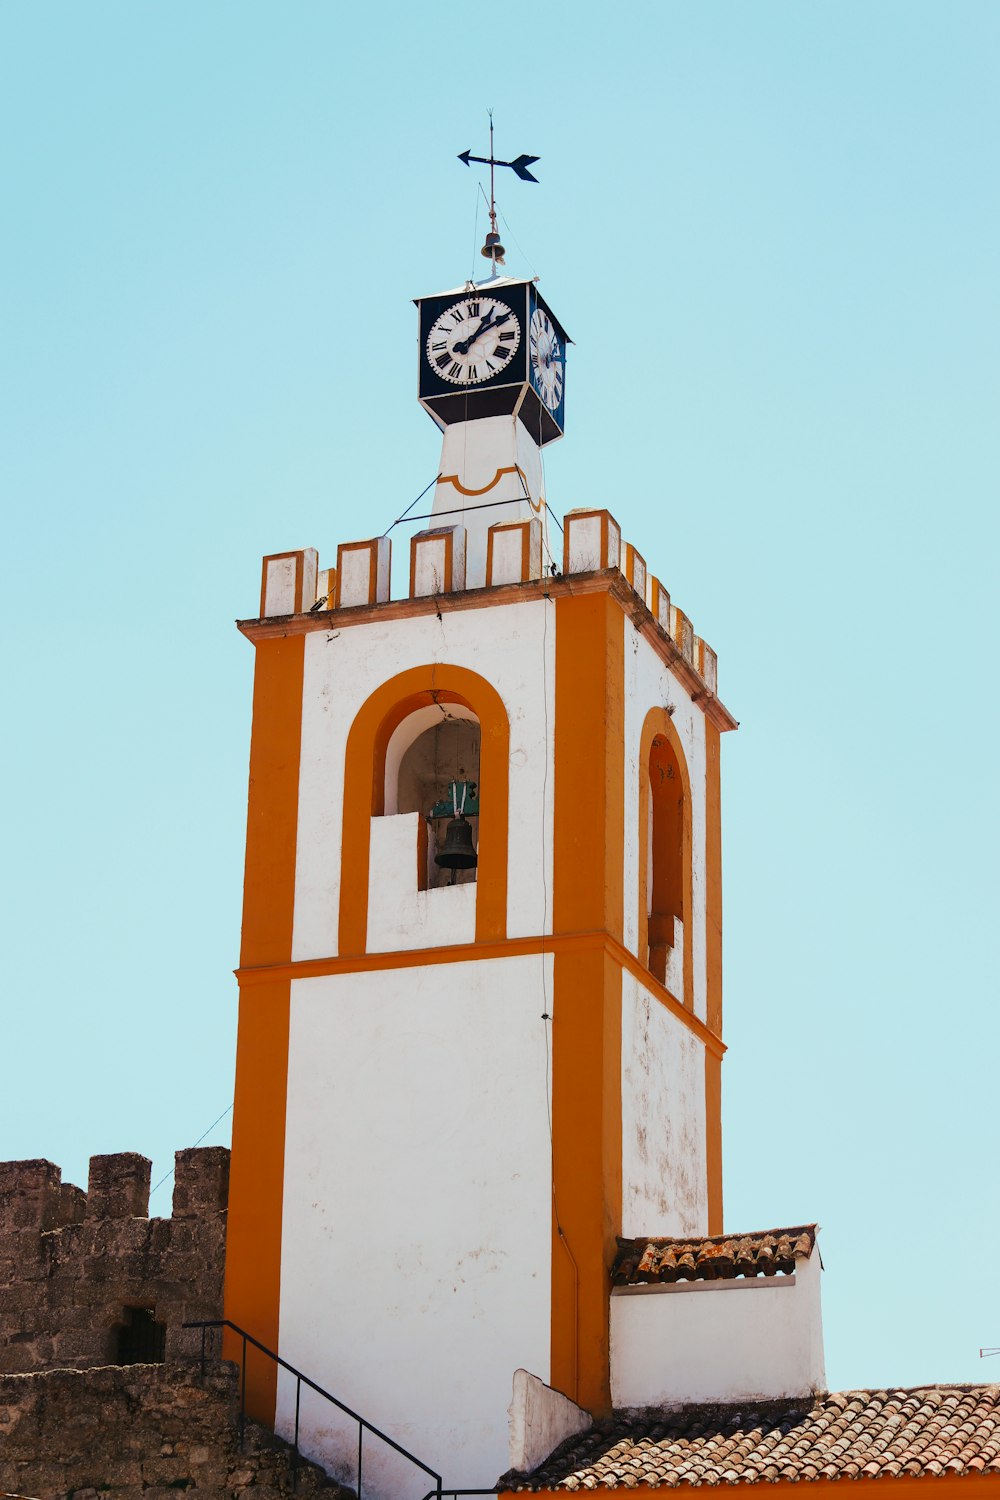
left=0, top=1147, right=229, bottom=1373
left=0, top=1361, right=353, bottom=1500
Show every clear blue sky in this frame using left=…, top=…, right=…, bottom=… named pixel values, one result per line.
left=2, top=1, right=997, bottom=1395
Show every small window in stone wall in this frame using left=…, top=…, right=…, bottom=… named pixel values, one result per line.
left=115, top=1305, right=166, bottom=1364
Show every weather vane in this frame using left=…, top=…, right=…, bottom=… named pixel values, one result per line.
left=458, top=113, right=539, bottom=277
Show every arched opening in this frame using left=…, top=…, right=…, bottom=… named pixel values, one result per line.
left=638, top=706, right=692, bottom=1006
left=339, top=665, right=510, bottom=954
left=647, top=734, right=684, bottom=984
left=392, top=709, right=481, bottom=889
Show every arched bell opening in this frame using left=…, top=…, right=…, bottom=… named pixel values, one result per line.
left=393, top=710, right=482, bottom=889
left=647, top=734, right=684, bottom=987
left=339, top=665, right=510, bottom=956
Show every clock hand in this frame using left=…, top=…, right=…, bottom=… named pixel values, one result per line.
left=455, top=309, right=512, bottom=355
left=454, top=312, right=496, bottom=354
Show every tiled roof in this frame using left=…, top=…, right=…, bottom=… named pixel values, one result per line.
left=503, top=1387, right=1000, bottom=1490
left=612, top=1227, right=816, bottom=1286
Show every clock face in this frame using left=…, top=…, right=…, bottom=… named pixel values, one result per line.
left=425, top=296, right=521, bottom=386
left=529, top=307, right=564, bottom=412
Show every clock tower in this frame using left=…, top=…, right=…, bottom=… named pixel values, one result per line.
left=223, top=154, right=735, bottom=1500
left=414, top=276, right=568, bottom=587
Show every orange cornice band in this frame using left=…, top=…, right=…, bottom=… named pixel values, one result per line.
left=235, top=930, right=726, bottom=1058
left=237, top=572, right=738, bottom=735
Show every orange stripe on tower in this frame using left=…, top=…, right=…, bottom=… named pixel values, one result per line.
left=705, top=719, right=724, bottom=1232
left=551, top=591, right=624, bottom=1416
left=224, top=633, right=305, bottom=1423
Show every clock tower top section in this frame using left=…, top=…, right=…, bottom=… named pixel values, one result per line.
left=415, top=276, right=569, bottom=447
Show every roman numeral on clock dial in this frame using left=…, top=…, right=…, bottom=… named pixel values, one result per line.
left=425, top=297, right=522, bottom=387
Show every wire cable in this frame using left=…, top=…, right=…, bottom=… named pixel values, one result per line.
left=497, top=202, right=540, bottom=281
left=149, top=1102, right=234, bottom=1198
left=381, top=474, right=442, bottom=537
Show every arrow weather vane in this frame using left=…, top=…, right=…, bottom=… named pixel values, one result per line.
left=458, top=113, right=539, bottom=276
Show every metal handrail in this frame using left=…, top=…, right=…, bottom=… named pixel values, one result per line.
left=183, top=1318, right=444, bottom=1499
left=420, top=1492, right=501, bottom=1499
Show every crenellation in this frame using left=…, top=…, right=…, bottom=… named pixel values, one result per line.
left=648, top=576, right=671, bottom=633
left=696, top=638, right=718, bottom=693
left=623, top=542, right=647, bottom=603
left=486, top=516, right=543, bottom=584
left=0, top=1147, right=228, bottom=1375
left=87, top=1152, right=152, bottom=1220
left=250, top=516, right=722, bottom=700
left=57, top=1181, right=87, bottom=1227
left=315, top=566, right=337, bottom=610
left=0, top=1159, right=63, bottom=1232
left=260, top=548, right=319, bottom=618
left=172, top=1146, right=230, bottom=1219
left=410, top=523, right=467, bottom=597
left=336, top=536, right=391, bottom=607
left=670, top=603, right=695, bottom=664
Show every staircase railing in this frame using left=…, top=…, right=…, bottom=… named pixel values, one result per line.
left=184, top=1317, right=462, bottom=1499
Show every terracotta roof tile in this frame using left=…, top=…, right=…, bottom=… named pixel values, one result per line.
left=613, top=1226, right=817, bottom=1286
left=503, top=1387, right=1000, bottom=1490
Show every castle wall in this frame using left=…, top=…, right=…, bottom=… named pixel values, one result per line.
left=0, top=1147, right=229, bottom=1373
left=0, top=1361, right=350, bottom=1500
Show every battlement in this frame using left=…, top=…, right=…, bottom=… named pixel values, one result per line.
left=254, top=506, right=720, bottom=701
left=0, top=1148, right=229, bottom=1374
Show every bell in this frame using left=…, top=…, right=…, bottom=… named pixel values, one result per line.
left=480, top=230, right=506, bottom=266
left=435, top=814, right=478, bottom=875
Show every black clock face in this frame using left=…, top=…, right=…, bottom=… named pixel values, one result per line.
left=425, top=296, right=522, bottom=386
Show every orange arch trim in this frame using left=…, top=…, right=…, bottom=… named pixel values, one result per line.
left=438, top=464, right=525, bottom=497
left=437, top=464, right=545, bottom=515
left=339, top=664, right=510, bottom=956
left=637, top=707, right=694, bottom=1011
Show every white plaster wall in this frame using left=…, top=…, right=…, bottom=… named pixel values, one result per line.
left=563, top=511, right=621, bottom=574
left=432, top=417, right=546, bottom=588
left=610, top=1252, right=826, bottom=1408
left=278, top=954, right=554, bottom=1498
left=620, top=970, right=707, bottom=1238
left=292, top=597, right=555, bottom=960
left=622, top=623, right=709, bottom=1022
left=367, top=813, right=477, bottom=950
left=339, top=546, right=374, bottom=606
left=491, top=527, right=526, bottom=586
left=264, top=556, right=298, bottom=616
left=507, top=1370, right=590, bottom=1476
left=566, top=514, right=603, bottom=573
left=413, top=526, right=467, bottom=597
left=413, top=533, right=449, bottom=597
left=664, top=917, right=684, bottom=1003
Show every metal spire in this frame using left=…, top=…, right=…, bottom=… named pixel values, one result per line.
left=458, top=114, right=540, bottom=277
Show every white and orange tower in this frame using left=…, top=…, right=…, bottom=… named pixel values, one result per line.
left=224, top=192, right=736, bottom=1496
